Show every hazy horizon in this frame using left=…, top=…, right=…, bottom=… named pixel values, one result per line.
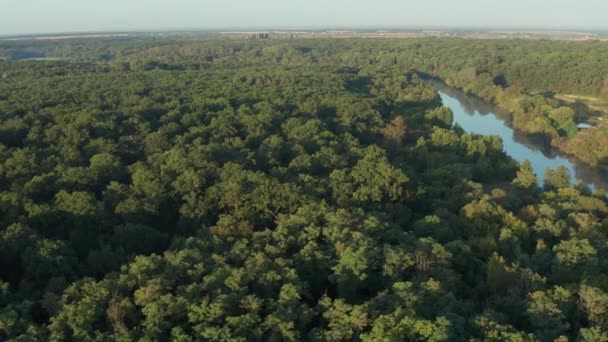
left=2, top=0, right=608, bottom=36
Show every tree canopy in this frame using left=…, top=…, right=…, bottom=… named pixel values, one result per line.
left=0, top=36, right=608, bottom=341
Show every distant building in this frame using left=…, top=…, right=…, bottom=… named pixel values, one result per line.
left=249, top=33, right=270, bottom=39
left=577, top=123, right=594, bottom=130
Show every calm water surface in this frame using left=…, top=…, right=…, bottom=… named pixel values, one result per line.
left=433, top=82, right=608, bottom=192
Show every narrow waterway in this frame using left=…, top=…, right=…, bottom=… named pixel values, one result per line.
left=432, top=82, right=608, bottom=192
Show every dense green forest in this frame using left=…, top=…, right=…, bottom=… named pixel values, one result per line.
left=1, top=37, right=608, bottom=341
left=5, top=36, right=607, bottom=166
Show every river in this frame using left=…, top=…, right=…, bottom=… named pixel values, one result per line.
left=431, top=82, right=608, bottom=192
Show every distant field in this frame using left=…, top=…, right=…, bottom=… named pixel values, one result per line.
left=0, top=33, right=130, bottom=41
left=556, top=94, right=608, bottom=117
left=16, top=57, right=71, bottom=61
left=219, top=29, right=608, bottom=40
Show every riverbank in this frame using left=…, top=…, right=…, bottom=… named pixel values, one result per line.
left=426, top=79, right=608, bottom=191
left=418, top=73, right=608, bottom=169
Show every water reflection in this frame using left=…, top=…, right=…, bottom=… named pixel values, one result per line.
left=430, top=82, right=608, bottom=192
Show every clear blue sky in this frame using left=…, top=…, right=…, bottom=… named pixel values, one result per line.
left=2, top=0, right=607, bottom=35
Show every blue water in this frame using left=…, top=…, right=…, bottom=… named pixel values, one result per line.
left=436, top=87, right=607, bottom=192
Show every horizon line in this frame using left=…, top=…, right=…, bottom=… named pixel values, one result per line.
left=2, top=25, right=608, bottom=39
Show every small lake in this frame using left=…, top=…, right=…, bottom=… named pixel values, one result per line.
left=431, top=82, right=608, bottom=192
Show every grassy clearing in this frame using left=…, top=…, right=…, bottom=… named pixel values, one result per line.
left=555, top=94, right=608, bottom=126
left=556, top=94, right=608, bottom=114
